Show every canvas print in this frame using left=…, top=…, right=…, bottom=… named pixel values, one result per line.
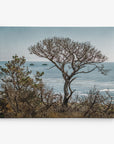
left=0, top=27, right=114, bottom=118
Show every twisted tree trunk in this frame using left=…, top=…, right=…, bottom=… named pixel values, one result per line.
left=63, top=80, right=70, bottom=107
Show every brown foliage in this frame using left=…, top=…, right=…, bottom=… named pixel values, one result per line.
left=0, top=55, right=44, bottom=117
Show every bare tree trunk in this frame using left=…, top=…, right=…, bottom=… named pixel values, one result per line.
left=63, top=80, right=70, bottom=107
left=63, top=97, right=69, bottom=107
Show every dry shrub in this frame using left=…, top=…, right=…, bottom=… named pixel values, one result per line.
left=78, top=87, right=114, bottom=118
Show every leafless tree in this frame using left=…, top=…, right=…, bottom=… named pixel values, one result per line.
left=29, top=37, right=107, bottom=107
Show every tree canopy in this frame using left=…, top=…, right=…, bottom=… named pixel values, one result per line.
left=29, top=37, right=108, bottom=106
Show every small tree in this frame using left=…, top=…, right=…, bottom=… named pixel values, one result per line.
left=29, top=37, right=107, bottom=107
left=0, top=55, right=44, bottom=117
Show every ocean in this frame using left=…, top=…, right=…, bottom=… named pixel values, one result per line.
left=0, top=61, right=114, bottom=99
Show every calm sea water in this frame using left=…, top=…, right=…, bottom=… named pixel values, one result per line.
left=0, top=61, right=114, bottom=98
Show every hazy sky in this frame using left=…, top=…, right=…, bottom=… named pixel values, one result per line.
left=0, top=27, right=114, bottom=61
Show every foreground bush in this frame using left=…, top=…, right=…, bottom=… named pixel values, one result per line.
left=0, top=55, right=44, bottom=117
left=35, top=88, right=114, bottom=118
left=77, top=88, right=114, bottom=118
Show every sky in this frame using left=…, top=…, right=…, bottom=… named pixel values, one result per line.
left=0, top=27, right=114, bottom=62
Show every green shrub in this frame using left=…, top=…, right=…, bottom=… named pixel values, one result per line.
left=0, top=55, right=44, bottom=117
